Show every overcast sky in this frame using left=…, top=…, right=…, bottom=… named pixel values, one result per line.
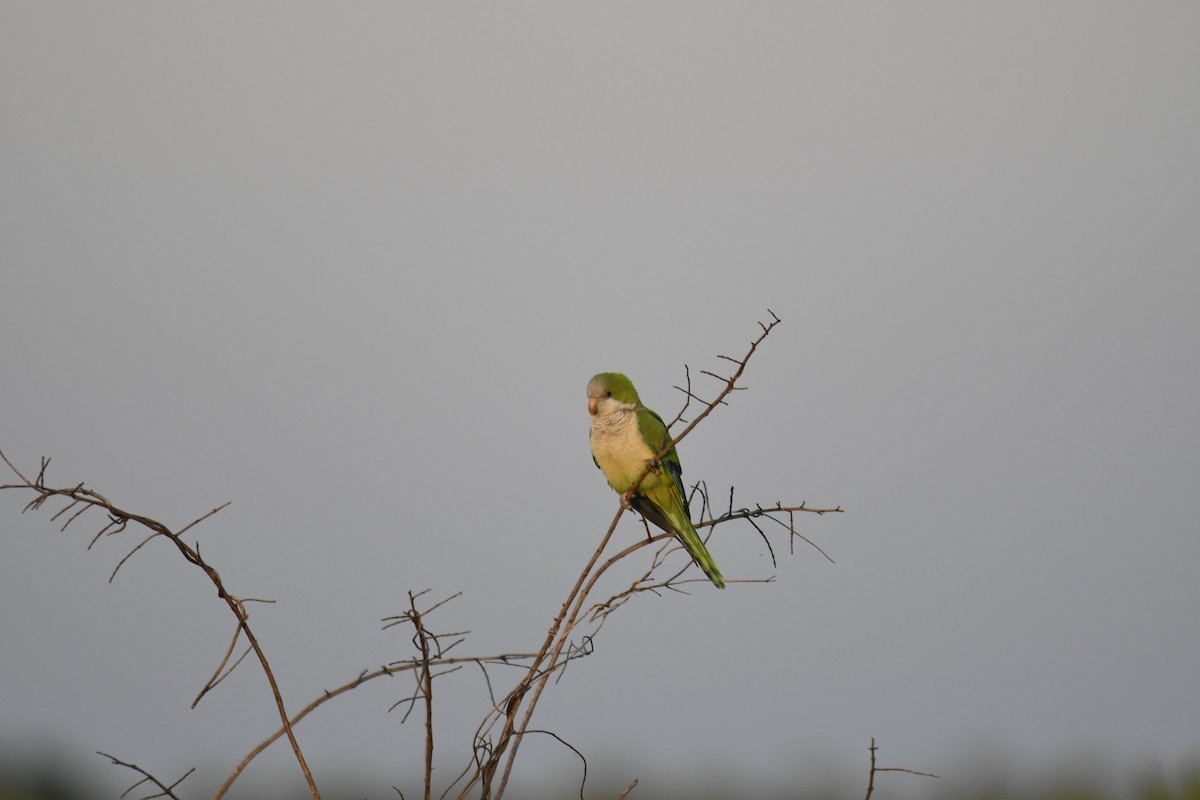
left=2, top=4, right=1198, bottom=799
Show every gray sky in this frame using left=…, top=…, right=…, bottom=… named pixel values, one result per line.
left=3, top=4, right=1198, bottom=798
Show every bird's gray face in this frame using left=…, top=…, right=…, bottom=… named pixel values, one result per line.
left=586, top=378, right=608, bottom=417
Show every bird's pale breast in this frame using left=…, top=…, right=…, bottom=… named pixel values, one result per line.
left=590, top=409, right=657, bottom=494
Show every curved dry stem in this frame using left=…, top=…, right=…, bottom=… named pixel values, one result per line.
left=458, top=504, right=626, bottom=800
left=97, top=752, right=194, bottom=800
left=1, top=448, right=321, bottom=800
left=217, top=648, right=538, bottom=799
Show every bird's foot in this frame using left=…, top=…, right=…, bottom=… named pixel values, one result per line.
left=620, top=491, right=635, bottom=510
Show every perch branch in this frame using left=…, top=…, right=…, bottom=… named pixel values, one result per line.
left=485, top=311, right=799, bottom=800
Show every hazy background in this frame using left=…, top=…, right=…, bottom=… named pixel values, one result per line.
left=3, top=4, right=1198, bottom=798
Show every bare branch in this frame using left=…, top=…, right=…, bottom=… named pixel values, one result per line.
left=175, top=500, right=232, bottom=539
left=192, top=625, right=250, bottom=708
left=87, top=514, right=127, bottom=549
left=698, top=495, right=842, bottom=565
left=0, top=448, right=321, bottom=800
left=476, top=310, right=843, bottom=800
left=863, top=738, right=938, bottom=800
left=668, top=364, right=695, bottom=427
left=96, top=752, right=194, bottom=800
left=406, top=590, right=437, bottom=800
left=5, top=310, right=844, bottom=800
left=220, top=609, right=537, bottom=800
left=510, top=729, right=588, bottom=800
left=108, top=531, right=161, bottom=582
left=623, top=310, right=783, bottom=508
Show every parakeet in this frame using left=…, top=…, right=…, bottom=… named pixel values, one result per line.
left=586, top=372, right=726, bottom=589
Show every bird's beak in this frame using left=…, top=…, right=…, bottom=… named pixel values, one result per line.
left=588, top=398, right=598, bottom=416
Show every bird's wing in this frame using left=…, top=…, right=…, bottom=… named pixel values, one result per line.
left=637, top=405, right=686, bottom=497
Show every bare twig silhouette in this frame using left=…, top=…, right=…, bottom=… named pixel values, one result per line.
left=97, top=752, right=194, bottom=800
left=3, top=310, right=844, bottom=800
left=443, top=310, right=841, bottom=800
left=0, top=450, right=321, bottom=800
left=395, top=590, right=442, bottom=800
left=214, top=641, right=538, bottom=800
left=863, top=738, right=938, bottom=800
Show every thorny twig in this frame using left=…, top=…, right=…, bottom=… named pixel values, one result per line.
left=667, top=364, right=695, bottom=428
left=699, top=485, right=841, bottom=565
left=468, top=310, right=839, bottom=800
left=863, top=738, right=938, bottom=800
left=399, top=590, right=438, bottom=800
left=96, top=752, right=194, bottom=800
left=623, top=309, right=784, bottom=508
left=3, top=310, right=843, bottom=800
left=217, top=648, right=538, bottom=800
left=0, top=449, right=321, bottom=800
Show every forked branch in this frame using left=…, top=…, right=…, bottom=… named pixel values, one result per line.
left=0, top=450, right=321, bottom=800
left=3, top=309, right=842, bottom=800
left=863, top=737, right=938, bottom=800
left=97, top=752, right=195, bottom=800
left=465, top=310, right=839, bottom=800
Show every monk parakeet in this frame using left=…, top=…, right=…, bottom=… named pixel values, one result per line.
left=586, top=372, right=726, bottom=589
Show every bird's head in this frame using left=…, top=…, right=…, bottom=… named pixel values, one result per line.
left=586, top=372, right=641, bottom=416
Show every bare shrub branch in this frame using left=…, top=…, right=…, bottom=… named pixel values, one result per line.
left=0, top=449, right=321, bottom=800
left=4, top=310, right=844, bottom=800
left=97, top=752, right=194, bottom=800
left=438, top=309, right=842, bottom=800
left=863, top=738, right=938, bottom=800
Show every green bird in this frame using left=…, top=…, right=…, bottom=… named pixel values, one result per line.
left=586, top=372, right=726, bottom=589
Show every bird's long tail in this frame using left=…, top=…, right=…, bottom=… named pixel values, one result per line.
left=658, top=491, right=726, bottom=589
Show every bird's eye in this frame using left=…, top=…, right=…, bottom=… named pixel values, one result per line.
left=606, top=391, right=612, bottom=397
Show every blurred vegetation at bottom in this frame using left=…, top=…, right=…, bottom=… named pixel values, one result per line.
left=1, top=758, right=1198, bottom=800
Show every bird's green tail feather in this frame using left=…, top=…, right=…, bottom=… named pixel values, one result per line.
left=663, top=494, right=726, bottom=589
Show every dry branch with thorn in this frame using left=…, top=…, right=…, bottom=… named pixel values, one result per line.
left=0, top=448, right=321, bottom=800
left=456, top=310, right=841, bottom=800
left=97, top=752, right=194, bottom=800
left=863, top=738, right=938, bottom=800
left=2, top=309, right=849, bottom=800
